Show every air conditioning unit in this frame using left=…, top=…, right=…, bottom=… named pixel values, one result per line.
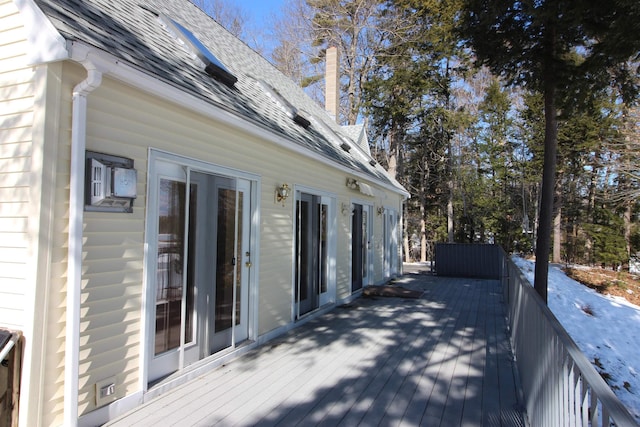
left=86, top=152, right=137, bottom=213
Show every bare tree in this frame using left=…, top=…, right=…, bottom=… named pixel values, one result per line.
left=269, top=0, right=325, bottom=103
left=307, top=0, right=388, bottom=125
left=608, top=105, right=640, bottom=202
left=270, top=0, right=391, bottom=125
left=190, top=0, right=266, bottom=53
left=191, top=0, right=247, bottom=36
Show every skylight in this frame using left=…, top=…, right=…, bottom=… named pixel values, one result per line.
left=162, top=16, right=237, bottom=87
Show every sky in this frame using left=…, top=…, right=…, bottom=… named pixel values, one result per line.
left=235, top=0, right=285, bottom=24
left=512, top=256, right=640, bottom=423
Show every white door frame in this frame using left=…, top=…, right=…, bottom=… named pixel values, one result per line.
left=292, top=185, right=336, bottom=321
left=141, top=149, right=260, bottom=390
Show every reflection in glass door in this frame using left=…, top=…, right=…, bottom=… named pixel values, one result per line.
left=295, top=192, right=330, bottom=318
left=154, top=178, right=191, bottom=355
left=148, top=161, right=251, bottom=384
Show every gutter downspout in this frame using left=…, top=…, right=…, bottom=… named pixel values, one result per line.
left=64, top=61, right=102, bottom=427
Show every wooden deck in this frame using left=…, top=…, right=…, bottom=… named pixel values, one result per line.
left=106, top=271, right=526, bottom=426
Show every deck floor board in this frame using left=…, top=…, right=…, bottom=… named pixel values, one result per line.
left=105, top=272, right=526, bottom=427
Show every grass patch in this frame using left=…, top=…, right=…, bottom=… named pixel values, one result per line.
left=564, top=267, right=640, bottom=306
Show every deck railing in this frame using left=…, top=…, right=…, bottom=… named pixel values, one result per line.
left=434, top=243, right=638, bottom=427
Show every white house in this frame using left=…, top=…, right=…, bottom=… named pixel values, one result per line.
left=0, top=0, right=408, bottom=425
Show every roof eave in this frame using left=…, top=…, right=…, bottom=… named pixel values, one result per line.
left=65, top=41, right=409, bottom=197
left=14, top=0, right=70, bottom=65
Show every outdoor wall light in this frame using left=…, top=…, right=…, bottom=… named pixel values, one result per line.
left=341, top=202, right=350, bottom=215
left=346, top=178, right=358, bottom=190
left=377, top=206, right=384, bottom=216
left=276, top=183, right=291, bottom=205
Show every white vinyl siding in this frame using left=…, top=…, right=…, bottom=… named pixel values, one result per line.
left=0, top=0, right=33, bottom=330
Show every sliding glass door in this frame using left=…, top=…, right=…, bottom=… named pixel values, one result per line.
left=295, top=192, right=333, bottom=318
left=148, top=160, right=252, bottom=384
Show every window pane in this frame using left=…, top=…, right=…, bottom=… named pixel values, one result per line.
left=155, top=179, right=185, bottom=355
left=235, top=192, right=243, bottom=325
left=215, top=188, right=236, bottom=331
left=154, top=179, right=196, bottom=355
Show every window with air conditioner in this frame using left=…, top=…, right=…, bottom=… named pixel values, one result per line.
left=85, top=151, right=137, bottom=213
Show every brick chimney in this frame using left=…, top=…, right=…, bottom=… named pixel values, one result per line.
left=325, top=46, right=339, bottom=122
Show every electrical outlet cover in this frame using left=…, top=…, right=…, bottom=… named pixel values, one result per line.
left=95, top=376, right=118, bottom=407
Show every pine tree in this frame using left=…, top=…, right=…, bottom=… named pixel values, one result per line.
left=460, top=0, right=640, bottom=302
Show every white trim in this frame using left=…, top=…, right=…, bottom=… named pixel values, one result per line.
left=149, top=149, right=261, bottom=182
left=77, top=391, right=143, bottom=427
left=248, top=180, right=261, bottom=343
left=65, top=42, right=408, bottom=198
left=13, top=0, right=70, bottom=64
left=65, top=62, right=103, bottom=427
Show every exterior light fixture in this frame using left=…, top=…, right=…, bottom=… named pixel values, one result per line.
left=276, top=183, right=290, bottom=205
left=377, top=206, right=384, bottom=216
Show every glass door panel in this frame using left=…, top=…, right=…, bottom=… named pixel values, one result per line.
left=154, top=179, right=185, bottom=355
left=362, top=208, right=368, bottom=282
left=295, top=194, right=315, bottom=317
left=351, top=204, right=364, bottom=292
left=210, top=179, right=250, bottom=353
left=214, top=187, right=236, bottom=333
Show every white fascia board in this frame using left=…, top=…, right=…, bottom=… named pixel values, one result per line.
left=67, top=41, right=409, bottom=198
left=13, top=0, right=70, bottom=64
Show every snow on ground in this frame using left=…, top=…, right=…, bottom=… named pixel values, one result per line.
left=512, top=256, right=640, bottom=423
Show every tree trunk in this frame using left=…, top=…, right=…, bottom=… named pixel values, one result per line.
left=552, top=181, right=562, bottom=263
left=447, top=196, right=454, bottom=243
left=586, top=153, right=598, bottom=264
left=387, top=126, right=401, bottom=182
left=445, top=59, right=454, bottom=243
left=420, top=202, right=427, bottom=262
left=534, top=24, right=558, bottom=304
left=624, top=199, right=632, bottom=270
left=447, top=138, right=454, bottom=243
left=533, top=181, right=540, bottom=252
left=403, top=205, right=411, bottom=262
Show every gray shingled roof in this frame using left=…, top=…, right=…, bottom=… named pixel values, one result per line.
left=32, top=0, right=404, bottom=193
left=342, top=124, right=372, bottom=155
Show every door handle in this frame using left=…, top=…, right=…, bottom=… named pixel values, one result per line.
left=245, top=261, right=252, bottom=267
